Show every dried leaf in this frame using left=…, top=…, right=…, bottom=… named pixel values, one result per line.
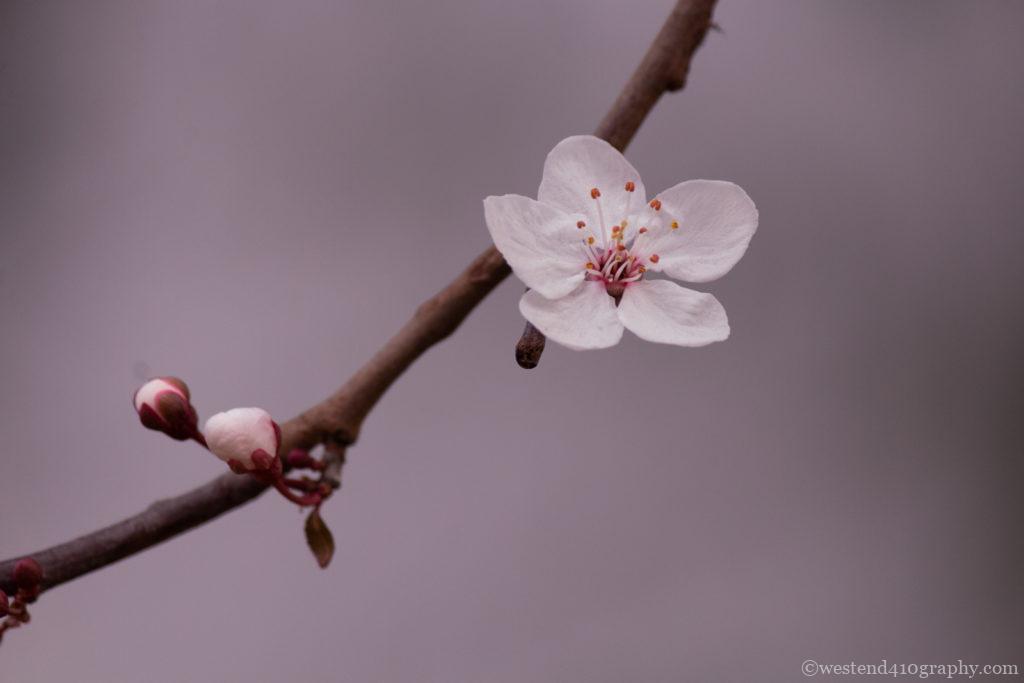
left=304, top=509, right=334, bottom=569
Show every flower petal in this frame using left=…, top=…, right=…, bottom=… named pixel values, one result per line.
left=617, top=280, right=729, bottom=347
left=538, top=135, right=646, bottom=245
left=204, top=407, right=279, bottom=469
left=133, top=377, right=186, bottom=412
left=484, top=194, right=587, bottom=300
left=639, top=180, right=757, bottom=283
left=519, top=282, right=623, bottom=351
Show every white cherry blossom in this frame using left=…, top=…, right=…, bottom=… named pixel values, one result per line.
left=484, top=135, right=757, bottom=350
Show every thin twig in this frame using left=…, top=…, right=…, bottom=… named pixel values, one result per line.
left=0, top=0, right=717, bottom=596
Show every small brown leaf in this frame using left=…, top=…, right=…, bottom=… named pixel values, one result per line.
left=304, top=509, right=335, bottom=569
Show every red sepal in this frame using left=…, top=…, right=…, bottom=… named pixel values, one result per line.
left=154, top=391, right=198, bottom=441
left=136, top=403, right=167, bottom=432
left=272, top=421, right=282, bottom=455
left=226, top=458, right=249, bottom=475
left=285, top=449, right=314, bottom=469
left=250, top=449, right=279, bottom=474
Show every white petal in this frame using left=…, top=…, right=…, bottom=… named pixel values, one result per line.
left=133, top=377, right=185, bottom=412
left=204, top=407, right=278, bottom=468
left=617, top=280, right=729, bottom=347
left=519, top=282, right=623, bottom=351
left=484, top=194, right=586, bottom=300
left=640, top=180, right=757, bottom=283
left=538, top=135, right=646, bottom=245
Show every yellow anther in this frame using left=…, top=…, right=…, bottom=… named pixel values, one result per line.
left=586, top=236, right=595, bottom=245
left=671, top=221, right=679, bottom=230
left=586, top=262, right=596, bottom=270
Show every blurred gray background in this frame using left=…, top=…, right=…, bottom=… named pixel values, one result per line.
left=1, top=0, right=1022, bottom=680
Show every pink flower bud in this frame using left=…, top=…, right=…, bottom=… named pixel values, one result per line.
left=204, top=407, right=280, bottom=470
left=285, top=449, right=314, bottom=469
left=133, top=377, right=199, bottom=441
left=12, top=558, right=43, bottom=591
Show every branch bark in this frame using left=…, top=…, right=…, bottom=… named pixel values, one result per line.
left=0, top=0, right=717, bottom=596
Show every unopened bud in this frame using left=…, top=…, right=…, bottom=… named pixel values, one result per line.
left=13, top=557, right=43, bottom=591
left=285, top=449, right=315, bottom=469
left=133, top=377, right=199, bottom=441
left=204, top=407, right=280, bottom=470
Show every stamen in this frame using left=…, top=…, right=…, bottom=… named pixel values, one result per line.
left=586, top=236, right=595, bottom=245
left=621, top=183, right=634, bottom=229
left=592, top=190, right=609, bottom=244
left=649, top=199, right=662, bottom=211
left=586, top=262, right=596, bottom=271
left=649, top=253, right=660, bottom=264
left=577, top=220, right=586, bottom=229
left=631, top=226, right=649, bottom=254
left=602, top=253, right=620, bottom=277
left=671, top=220, right=679, bottom=230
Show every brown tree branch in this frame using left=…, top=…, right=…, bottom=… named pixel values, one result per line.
left=0, top=0, right=717, bottom=596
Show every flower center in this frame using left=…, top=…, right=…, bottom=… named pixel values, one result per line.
left=578, top=182, right=676, bottom=299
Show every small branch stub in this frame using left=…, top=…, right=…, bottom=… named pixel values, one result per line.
left=515, top=321, right=546, bottom=369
